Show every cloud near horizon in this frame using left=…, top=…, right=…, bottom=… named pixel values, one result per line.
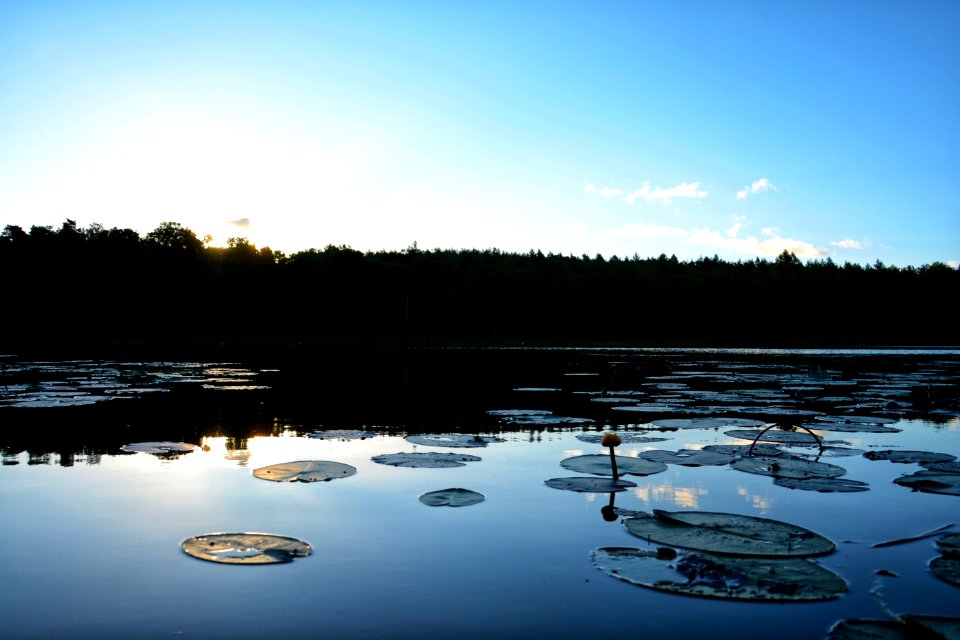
left=586, top=181, right=708, bottom=205
left=229, top=217, right=252, bottom=229
left=831, top=238, right=868, bottom=250
left=737, top=178, right=776, bottom=200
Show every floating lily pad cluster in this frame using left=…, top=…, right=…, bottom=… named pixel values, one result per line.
left=0, top=360, right=271, bottom=409
left=864, top=449, right=960, bottom=496
left=930, top=533, right=960, bottom=588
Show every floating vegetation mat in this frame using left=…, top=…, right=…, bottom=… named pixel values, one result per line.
left=252, top=460, right=357, bottom=482
left=828, top=616, right=960, bottom=639
left=419, top=488, right=485, bottom=507
left=592, top=547, right=846, bottom=601
left=181, top=533, right=311, bottom=564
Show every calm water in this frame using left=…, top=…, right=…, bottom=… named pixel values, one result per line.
left=1, top=348, right=958, bottom=639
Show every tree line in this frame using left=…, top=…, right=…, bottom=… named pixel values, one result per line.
left=2, top=220, right=956, bottom=352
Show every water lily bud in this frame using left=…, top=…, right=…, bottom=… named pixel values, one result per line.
left=601, top=433, right=621, bottom=448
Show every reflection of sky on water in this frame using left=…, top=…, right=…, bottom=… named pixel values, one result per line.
left=3, top=422, right=959, bottom=639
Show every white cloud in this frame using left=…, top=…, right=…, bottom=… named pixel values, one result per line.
left=626, top=181, right=708, bottom=205
left=725, top=223, right=742, bottom=238
left=948, top=261, right=959, bottom=269
left=831, top=238, right=868, bottom=250
left=685, top=227, right=828, bottom=258
left=737, top=178, right=776, bottom=200
left=229, top=217, right=251, bottom=229
left=584, top=183, right=623, bottom=198
left=761, top=227, right=778, bottom=236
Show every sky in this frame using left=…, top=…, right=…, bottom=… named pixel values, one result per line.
left=1, top=1, right=958, bottom=267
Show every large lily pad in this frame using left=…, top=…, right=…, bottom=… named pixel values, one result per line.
left=639, top=449, right=736, bottom=467
left=623, top=510, right=836, bottom=557
left=938, top=533, right=960, bottom=557
left=829, top=616, right=960, bottom=640
left=419, top=488, right=485, bottom=507
left=575, top=432, right=671, bottom=444
left=702, top=443, right=784, bottom=458
left=725, top=428, right=821, bottom=445
left=544, top=477, right=637, bottom=492
left=120, top=441, right=199, bottom=454
left=731, top=455, right=847, bottom=479
left=560, top=454, right=667, bottom=477
left=181, top=533, right=311, bottom=564
left=371, top=452, right=482, bottom=468
left=892, top=471, right=960, bottom=496
left=592, top=547, right=846, bottom=601
left=252, top=460, right=357, bottom=482
left=307, top=430, right=377, bottom=440
left=863, top=450, right=957, bottom=464
left=649, top=417, right=765, bottom=430
left=405, top=434, right=504, bottom=448
left=930, top=555, right=960, bottom=588
left=773, top=476, right=870, bottom=492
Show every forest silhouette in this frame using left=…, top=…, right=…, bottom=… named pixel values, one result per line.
left=2, top=220, right=956, bottom=353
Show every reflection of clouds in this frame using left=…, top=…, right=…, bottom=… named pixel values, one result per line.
left=632, top=483, right=708, bottom=509
left=736, top=485, right=776, bottom=512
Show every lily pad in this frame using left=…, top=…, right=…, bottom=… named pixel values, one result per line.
left=649, top=417, right=765, bottom=430
left=829, top=616, right=960, bottom=640
left=892, top=471, right=960, bottom=496
left=544, top=477, right=638, bottom=492
left=371, top=452, right=482, bottom=468
left=592, top=547, right=846, bottom=601
left=639, top=449, right=736, bottom=467
left=120, top=441, right=199, bottom=454
left=418, top=488, right=485, bottom=507
left=252, top=460, right=357, bottom=482
left=559, top=454, right=667, bottom=477
left=725, top=428, right=821, bottom=445
left=623, top=510, right=836, bottom=557
left=307, top=430, right=377, bottom=440
left=815, top=414, right=898, bottom=425
left=181, top=533, right=311, bottom=564
left=732, top=455, right=847, bottom=479
left=773, top=476, right=870, bottom=492
left=575, top=433, right=671, bottom=444
left=930, top=555, right=960, bottom=588
left=405, top=434, right=504, bottom=448
left=937, top=533, right=960, bottom=557
left=702, top=443, right=784, bottom=458
left=863, top=450, right=957, bottom=464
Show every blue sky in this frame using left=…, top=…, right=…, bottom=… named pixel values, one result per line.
left=1, top=1, right=957, bottom=266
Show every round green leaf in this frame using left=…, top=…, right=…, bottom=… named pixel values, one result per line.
left=544, top=477, right=637, bottom=492
left=405, top=434, right=504, bottom=448
left=639, top=449, right=736, bottom=467
left=623, top=510, right=835, bottom=557
left=773, top=476, right=870, bottom=492
left=731, top=455, right=846, bottom=479
left=252, top=460, right=357, bottom=482
left=120, top=441, right=198, bottom=454
left=592, top=547, right=846, bottom=601
left=182, top=533, right=311, bottom=564
left=650, top=417, right=765, bottom=430
left=371, top=452, right=481, bottom=468
left=930, top=556, right=960, bottom=588
left=418, top=488, right=485, bottom=507
left=559, top=454, right=667, bottom=477
left=892, top=471, right=960, bottom=496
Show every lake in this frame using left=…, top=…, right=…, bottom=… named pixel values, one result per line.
left=2, top=347, right=959, bottom=639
